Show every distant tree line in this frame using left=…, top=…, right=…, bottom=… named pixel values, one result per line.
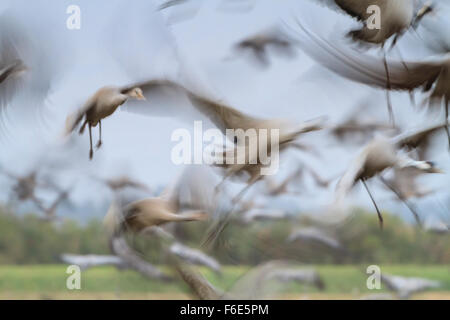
left=0, top=207, right=448, bottom=265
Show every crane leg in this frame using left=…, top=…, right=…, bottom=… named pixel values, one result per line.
left=96, top=121, right=103, bottom=149
left=382, top=47, right=395, bottom=127
left=445, top=100, right=450, bottom=151
left=361, top=178, right=383, bottom=229
left=214, top=166, right=240, bottom=194
left=232, top=174, right=261, bottom=204
left=79, top=119, right=87, bottom=134
left=397, top=49, right=409, bottom=72
left=203, top=174, right=261, bottom=249
left=389, top=38, right=409, bottom=72
left=379, top=177, right=422, bottom=227
left=201, top=215, right=232, bottom=250
left=31, top=195, right=46, bottom=212
left=214, top=174, right=230, bottom=195
left=88, top=124, right=94, bottom=160
left=409, top=91, right=416, bottom=109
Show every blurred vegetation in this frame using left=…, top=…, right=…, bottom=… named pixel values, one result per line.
left=0, top=265, right=448, bottom=297
left=0, top=206, right=448, bottom=265
left=0, top=209, right=109, bottom=264
left=176, top=209, right=450, bottom=265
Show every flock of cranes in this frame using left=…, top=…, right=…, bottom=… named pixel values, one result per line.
left=0, top=0, right=449, bottom=300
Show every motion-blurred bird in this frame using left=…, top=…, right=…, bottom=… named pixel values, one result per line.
left=107, top=197, right=207, bottom=234
left=241, top=208, right=291, bottom=224
left=8, top=170, right=38, bottom=202
left=109, top=234, right=172, bottom=281
left=0, top=57, right=26, bottom=92
left=417, top=2, right=450, bottom=54
left=65, top=85, right=146, bottom=159
left=315, top=0, right=432, bottom=45
left=383, top=167, right=434, bottom=200
left=0, top=10, right=67, bottom=133
left=201, top=116, right=324, bottom=248
left=172, top=259, right=325, bottom=300
left=381, top=274, right=441, bottom=299
left=309, top=0, right=434, bottom=124
left=287, top=227, right=344, bottom=252
left=144, top=225, right=220, bottom=270
left=37, top=189, right=70, bottom=221
left=104, top=166, right=217, bottom=234
left=331, top=119, right=394, bottom=144
left=1, top=162, right=68, bottom=210
left=230, top=25, right=297, bottom=67
left=335, top=128, right=445, bottom=227
left=60, top=254, right=126, bottom=271
left=172, top=260, right=221, bottom=300
left=264, top=166, right=304, bottom=196
left=292, top=23, right=450, bottom=146
left=330, top=98, right=396, bottom=144
left=0, top=17, right=29, bottom=110
left=224, top=261, right=327, bottom=299
left=304, top=164, right=339, bottom=189
left=2, top=169, right=48, bottom=210
left=169, top=242, right=222, bottom=273
left=213, top=117, right=325, bottom=203
left=122, top=79, right=325, bottom=201
left=158, top=0, right=189, bottom=10
left=269, top=268, right=325, bottom=290
left=124, top=80, right=325, bottom=151
left=394, top=122, right=450, bottom=159
left=96, top=175, right=151, bottom=193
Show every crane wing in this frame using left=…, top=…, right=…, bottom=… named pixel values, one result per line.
left=64, top=98, right=97, bottom=136
left=334, top=149, right=367, bottom=202
left=392, top=122, right=449, bottom=152
left=122, top=79, right=262, bottom=134
left=290, top=21, right=445, bottom=91
left=334, top=0, right=376, bottom=21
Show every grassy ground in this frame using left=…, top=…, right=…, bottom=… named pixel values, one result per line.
left=0, top=264, right=448, bottom=300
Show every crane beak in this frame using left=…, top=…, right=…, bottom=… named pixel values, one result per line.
left=412, top=1, right=435, bottom=29
left=137, top=93, right=146, bottom=101
left=430, top=167, right=444, bottom=174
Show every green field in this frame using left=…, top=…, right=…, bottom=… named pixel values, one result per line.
left=0, top=264, right=448, bottom=299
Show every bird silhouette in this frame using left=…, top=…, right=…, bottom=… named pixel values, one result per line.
left=65, top=85, right=146, bottom=159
